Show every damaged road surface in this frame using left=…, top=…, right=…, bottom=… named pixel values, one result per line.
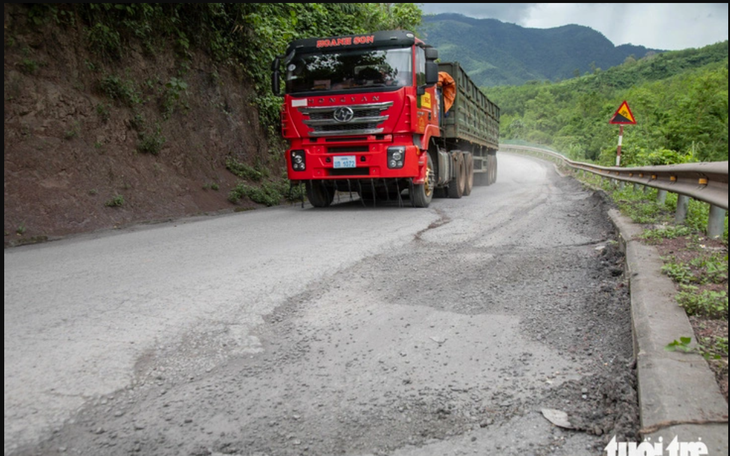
left=6, top=153, right=638, bottom=456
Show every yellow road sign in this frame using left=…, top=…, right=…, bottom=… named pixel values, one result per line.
left=610, top=100, right=636, bottom=124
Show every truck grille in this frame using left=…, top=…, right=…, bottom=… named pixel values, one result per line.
left=299, top=102, right=393, bottom=137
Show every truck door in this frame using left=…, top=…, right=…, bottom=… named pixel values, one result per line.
left=415, top=46, right=439, bottom=134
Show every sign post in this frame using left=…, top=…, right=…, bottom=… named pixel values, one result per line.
left=609, top=101, right=636, bottom=166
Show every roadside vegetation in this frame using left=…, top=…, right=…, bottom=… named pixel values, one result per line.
left=490, top=41, right=728, bottom=167
left=577, top=172, right=728, bottom=400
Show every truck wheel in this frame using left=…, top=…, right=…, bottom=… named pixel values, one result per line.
left=463, top=153, right=474, bottom=196
left=486, top=154, right=496, bottom=185
left=411, top=154, right=434, bottom=208
left=305, top=181, right=335, bottom=207
left=485, top=155, right=492, bottom=185
left=448, top=152, right=465, bottom=199
left=491, top=154, right=498, bottom=184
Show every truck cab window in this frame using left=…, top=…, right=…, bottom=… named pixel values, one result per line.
left=286, top=47, right=413, bottom=95
left=415, top=46, right=426, bottom=87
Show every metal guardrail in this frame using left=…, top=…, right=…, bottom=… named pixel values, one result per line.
left=501, top=144, right=729, bottom=238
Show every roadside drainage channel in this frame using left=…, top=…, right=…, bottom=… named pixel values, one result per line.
left=608, top=208, right=728, bottom=454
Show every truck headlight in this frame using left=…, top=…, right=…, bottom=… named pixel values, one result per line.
left=290, top=150, right=306, bottom=171
left=387, top=147, right=406, bottom=169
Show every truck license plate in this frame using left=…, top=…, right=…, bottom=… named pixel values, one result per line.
left=333, top=156, right=356, bottom=169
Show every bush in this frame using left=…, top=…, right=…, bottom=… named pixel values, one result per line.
left=225, top=158, right=264, bottom=181
left=676, top=286, right=728, bottom=320
left=228, top=180, right=301, bottom=207
left=137, top=126, right=165, bottom=155
left=99, top=75, right=141, bottom=106
left=105, top=194, right=124, bottom=207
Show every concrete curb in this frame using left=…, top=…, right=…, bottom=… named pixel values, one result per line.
left=608, top=208, right=728, bottom=454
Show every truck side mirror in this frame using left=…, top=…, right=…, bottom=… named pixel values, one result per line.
left=425, top=61, right=439, bottom=85
left=425, top=47, right=438, bottom=60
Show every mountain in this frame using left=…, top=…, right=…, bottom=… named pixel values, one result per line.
left=418, top=13, right=664, bottom=87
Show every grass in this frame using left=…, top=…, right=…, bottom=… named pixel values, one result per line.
left=137, top=125, right=165, bottom=155
left=160, top=77, right=189, bottom=119
left=96, top=103, right=111, bottom=122
left=639, top=225, right=693, bottom=242
left=64, top=122, right=80, bottom=140
left=228, top=182, right=282, bottom=207
left=99, top=74, right=142, bottom=107
left=228, top=180, right=302, bottom=207
left=676, top=286, right=728, bottom=320
left=104, top=194, right=124, bottom=207
left=19, top=58, right=39, bottom=75
left=225, top=158, right=265, bottom=181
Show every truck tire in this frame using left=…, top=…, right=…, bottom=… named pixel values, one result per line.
left=485, top=154, right=496, bottom=185
left=485, top=155, right=492, bottom=185
left=463, top=153, right=474, bottom=196
left=411, top=154, right=435, bottom=208
left=305, top=181, right=335, bottom=207
left=486, top=154, right=498, bottom=185
left=448, top=152, right=465, bottom=199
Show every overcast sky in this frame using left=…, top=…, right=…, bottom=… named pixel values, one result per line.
left=419, top=3, right=729, bottom=51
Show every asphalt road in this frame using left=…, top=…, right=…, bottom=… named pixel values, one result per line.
left=4, top=153, right=638, bottom=456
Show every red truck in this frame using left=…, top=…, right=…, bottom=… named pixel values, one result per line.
left=271, top=30, right=500, bottom=207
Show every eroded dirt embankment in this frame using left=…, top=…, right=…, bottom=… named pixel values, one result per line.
left=5, top=3, right=273, bottom=246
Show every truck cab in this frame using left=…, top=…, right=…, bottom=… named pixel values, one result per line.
left=272, top=30, right=497, bottom=208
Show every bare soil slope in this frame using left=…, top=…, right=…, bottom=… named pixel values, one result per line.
left=4, top=4, right=273, bottom=247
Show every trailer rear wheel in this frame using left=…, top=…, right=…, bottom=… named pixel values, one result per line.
left=486, top=154, right=498, bottom=185
left=463, top=153, right=474, bottom=196
left=483, top=154, right=495, bottom=185
left=305, top=181, right=335, bottom=207
left=486, top=155, right=492, bottom=185
left=448, top=152, right=465, bottom=199
left=411, top=154, right=435, bottom=208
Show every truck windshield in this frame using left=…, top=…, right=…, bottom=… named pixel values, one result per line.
left=285, top=47, right=412, bottom=94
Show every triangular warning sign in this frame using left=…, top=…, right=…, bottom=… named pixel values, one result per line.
left=610, top=101, right=636, bottom=124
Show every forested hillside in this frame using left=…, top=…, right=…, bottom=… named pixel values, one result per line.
left=487, top=41, right=729, bottom=166
left=419, top=13, right=662, bottom=87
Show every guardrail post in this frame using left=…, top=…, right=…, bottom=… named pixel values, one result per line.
left=619, top=181, right=625, bottom=190
left=708, top=205, right=726, bottom=238
left=633, top=183, right=640, bottom=192
left=657, top=190, right=667, bottom=204
left=675, top=195, right=689, bottom=223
